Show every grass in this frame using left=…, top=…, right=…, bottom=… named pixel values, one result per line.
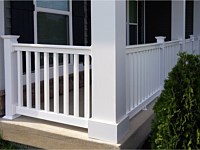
left=0, top=131, right=38, bottom=149
left=0, top=138, right=37, bottom=149
left=0, top=139, right=18, bottom=149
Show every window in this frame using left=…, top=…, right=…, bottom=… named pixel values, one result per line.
left=34, top=0, right=72, bottom=45
left=127, top=0, right=138, bottom=45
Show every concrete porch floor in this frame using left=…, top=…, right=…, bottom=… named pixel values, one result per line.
left=0, top=90, right=155, bottom=149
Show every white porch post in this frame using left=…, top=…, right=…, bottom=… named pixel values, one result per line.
left=171, top=0, right=186, bottom=50
left=0, top=1, right=5, bottom=91
left=155, top=36, right=166, bottom=88
left=88, top=1, right=129, bottom=143
left=194, top=1, right=200, bottom=37
left=1, top=35, right=20, bottom=119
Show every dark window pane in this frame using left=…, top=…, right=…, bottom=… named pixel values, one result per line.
left=129, top=0, right=137, bottom=23
left=129, top=25, right=137, bottom=45
left=138, top=0, right=145, bottom=44
left=37, top=12, right=69, bottom=45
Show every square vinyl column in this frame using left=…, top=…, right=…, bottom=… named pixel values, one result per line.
left=194, top=1, right=200, bottom=37
left=0, top=1, right=5, bottom=90
left=88, top=1, right=129, bottom=143
left=171, top=0, right=186, bottom=50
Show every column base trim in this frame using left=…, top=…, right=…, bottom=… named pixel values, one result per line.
left=3, top=114, right=21, bottom=120
left=88, top=116, right=129, bottom=144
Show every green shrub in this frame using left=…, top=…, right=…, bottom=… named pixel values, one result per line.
left=151, top=52, right=200, bottom=149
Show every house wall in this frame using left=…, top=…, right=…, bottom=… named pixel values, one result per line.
left=4, top=0, right=11, bottom=35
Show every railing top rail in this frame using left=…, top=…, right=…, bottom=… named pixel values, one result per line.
left=185, top=38, right=192, bottom=43
left=165, top=39, right=181, bottom=45
left=12, top=43, right=92, bottom=55
left=126, top=42, right=161, bottom=54
left=165, top=40, right=181, bottom=47
left=126, top=39, right=183, bottom=54
left=126, top=42, right=160, bottom=49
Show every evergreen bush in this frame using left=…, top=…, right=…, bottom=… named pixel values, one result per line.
left=151, top=52, right=200, bottom=149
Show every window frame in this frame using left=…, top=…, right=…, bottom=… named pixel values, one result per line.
left=33, top=0, right=73, bottom=45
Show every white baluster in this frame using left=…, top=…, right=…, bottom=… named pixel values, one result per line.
left=35, top=52, right=40, bottom=110
left=17, top=51, right=23, bottom=107
left=129, top=53, right=134, bottom=109
left=63, top=54, right=69, bottom=115
left=133, top=53, right=137, bottom=107
left=26, top=51, right=32, bottom=108
left=74, top=54, right=79, bottom=117
left=142, top=51, right=145, bottom=102
left=144, top=51, right=147, bottom=99
left=84, top=55, right=90, bottom=118
left=54, top=53, right=59, bottom=113
left=44, top=53, right=49, bottom=111
left=126, top=54, right=130, bottom=113
left=138, top=52, right=141, bottom=105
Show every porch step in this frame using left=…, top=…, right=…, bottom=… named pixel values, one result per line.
left=0, top=116, right=118, bottom=149
left=0, top=100, right=155, bottom=149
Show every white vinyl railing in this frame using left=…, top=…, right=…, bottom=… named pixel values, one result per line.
left=126, top=43, right=161, bottom=117
left=185, top=37, right=194, bottom=54
left=21, top=56, right=85, bottom=85
left=163, top=40, right=181, bottom=79
left=9, top=41, right=91, bottom=128
left=2, top=35, right=200, bottom=131
left=193, top=37, right=200, bottom=55
left=125, top=36, right=200, bottom=119
left=185, top=36, right=200, bottom=55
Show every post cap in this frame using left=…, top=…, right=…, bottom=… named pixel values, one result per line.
left=155, top=36, right=166, bottom=43
left=1, top=35, right=20, bottom=39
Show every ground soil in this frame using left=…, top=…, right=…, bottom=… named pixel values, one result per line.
left=141, top=136, right=151, bottom=149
